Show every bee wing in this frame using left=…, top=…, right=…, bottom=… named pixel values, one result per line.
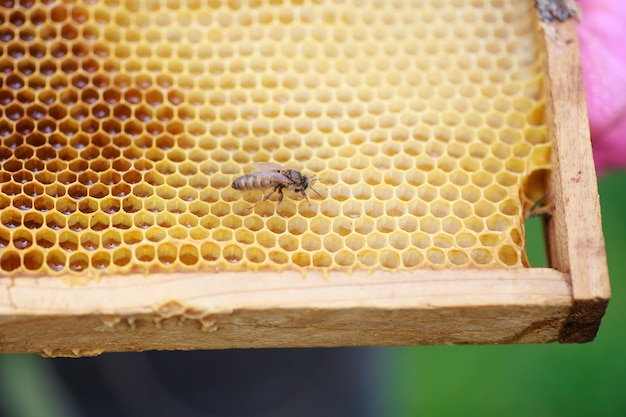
left=251, top=162, right=286, bottom=173
left=252, top=170, right=295, bottom=185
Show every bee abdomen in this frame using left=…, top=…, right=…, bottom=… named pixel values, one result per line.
left=232, top=174, right=275, bottom=190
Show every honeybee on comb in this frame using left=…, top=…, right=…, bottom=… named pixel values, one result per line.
left=232, top=162, right=322, bottom=210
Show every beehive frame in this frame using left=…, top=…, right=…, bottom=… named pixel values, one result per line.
left=0, top=1, right=609, bottom=355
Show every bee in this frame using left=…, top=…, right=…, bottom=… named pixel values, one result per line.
left=232, top=162, right=322, bottom=209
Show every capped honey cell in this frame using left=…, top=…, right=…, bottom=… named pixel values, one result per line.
left=0, top=0, right=549, bottom=277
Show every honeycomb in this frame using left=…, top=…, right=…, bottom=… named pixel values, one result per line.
left=0, top=0, right=550, bottom=277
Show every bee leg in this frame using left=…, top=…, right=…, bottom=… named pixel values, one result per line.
left=250, top=186, right=279, bottom=210
left=301, top=189, right=311, bottom=206
left=276, top=187, right=285, bottom=210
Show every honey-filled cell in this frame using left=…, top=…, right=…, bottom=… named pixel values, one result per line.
left=0, top=0, right=548, bottom=277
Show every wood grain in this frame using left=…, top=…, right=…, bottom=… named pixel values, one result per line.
left=542, top=20, right=611, bottom=342
left=0, top=269, right=571, bottom=355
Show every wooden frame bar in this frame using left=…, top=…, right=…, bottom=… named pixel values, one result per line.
left=543, top=21, right=611, bottom=342
left=0, top=269, right=571, bottom=356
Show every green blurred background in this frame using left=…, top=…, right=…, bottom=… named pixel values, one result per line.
left=0, top=172, right=624, bottom=416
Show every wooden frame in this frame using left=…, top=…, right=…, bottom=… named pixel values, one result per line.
left=0, top=20, right=610, bottom=355
left=543, top=20, right=610, bottom=342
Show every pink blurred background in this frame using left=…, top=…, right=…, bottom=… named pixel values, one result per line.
left=578, top=0, right=626, bottom=174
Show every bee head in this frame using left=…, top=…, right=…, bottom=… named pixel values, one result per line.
left=306, top=176, right=323, bottom=199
